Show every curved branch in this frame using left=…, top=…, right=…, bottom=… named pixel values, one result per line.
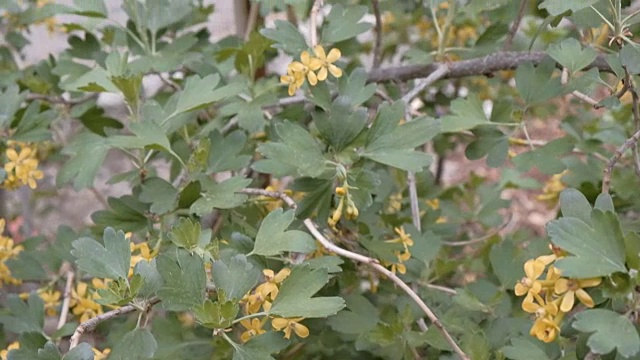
left=368, top=51, right=612, bottom=83
left=240, top=188, right=470, bottom=360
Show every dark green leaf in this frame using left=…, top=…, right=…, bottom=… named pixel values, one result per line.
left=139, top=177, right=178, bottom=215
left=62, top=343, right=94, bottom=360
left=620, top=45, right=640, bottom=75
left=212, top=254, right=261, bottom=300
left=56, top=132, right=110, bottom=190
left=192, top=299, right=239, bottom=329
left=250, top=208, right=315, bottom=256
left=559, top=188, right=592, bottom=223
left=515, top=60, right=562, bottom=106
left=572, top=309, right=640, bottom=358
left=0, top=293, right=44, bottom=334
left=441, top=95, right=491, bottom=132
left=156, top=248, right=206, bottom=311
left=208, top=130, right=252, bottom=173
left=71, top=227, right=131, bottom=280
left=548, top=38, right=597, bottom=74
left=108, top=328, right=158, bottom=360
left=190, top=177, right=251, bottom=215
left=321, top=4, right=371, bottom=43
left=327, top=295, right=379, bottom=334
left=502, top=337, right=551, bottom=360
left=260, top=20, right=308, bottom=55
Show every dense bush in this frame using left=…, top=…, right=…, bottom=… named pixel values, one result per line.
left=1, top=0, right=640, bottom=359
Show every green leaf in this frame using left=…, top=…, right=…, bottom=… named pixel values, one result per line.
left=490, top=240, right=525, bottom=289
left=171, top=74, right=242, bottom=116
left=208, top=130, right=252, bottom=173
left=0, top=84, right=26, bottom=127
left=572, top=309, right=640, bottom=358
left=512, top=138, right=573, bottom=175
left=268, top=265, right=345, bottom=318
left=362, top=150, right=432, bottom=172
left=77, top=106, right=124, bottom=136
left=167, top=217, right=202, bottom=250
left=156, top=248, right=206, bottom=311
left=407, top=229, right=442, bottom=265
left=71, top=0, right=107, bottom=18
left=91, top=195, right=150, bottom=233
left=337, top=68, right=376, bottom=107
left=304, top=256, right=344, bottom=273
left=548, top=38, right=597, bottom=74
left=594, top=192, right=614, bottom=211
left=110, top=120, right=181, bottom=161
left=6, top=251, right=48, bottom=281
left=547, top=209, right=627, bottom=277
left=192, top=299, right=239, bottom=329
left=36, top=342, right=61, bottom=360
left=313, top=100, right=366, bottom=152
left=502, top=337, right=551, bottom=360
left=231, top=332, right=290, bottom=360
left=254, top=121, right=326, bottom=177
left=619, top=45, right=640, bottom=75
left=189, top=177, right=252, bottom=215
left=515, top=61, right=562, bottom=106
left=134, top=259, right=163, bottom=299
left=327, top=295, right=379, bottom=334
left=465, top=128, right=509, bottom=168
left=250, top=208, right=315, bottom=256
left=321, top=4, right=371, bottom=43
left=538, top=0, right=598, bottom=16
left=108, top=328, right=158, bottom=360
left=0, top=293, right=44, bottom=334
left=260, top=20, right=308, bottom=55
left=56, top=132, right=110, bottom=190
left=71, top=227, right=131, bottom=280
left=441, top=95, right=491, bottom=132
left=559, top=188, right=592, bottom=223
left=139, top=177, right=178, bottom=215
left=212, top=254, right=261, bottom=300
left=61, top=343, right=93, bottom=360
left=12, top=102, right=55, bottom=142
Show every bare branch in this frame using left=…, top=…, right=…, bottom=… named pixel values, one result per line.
left=371, top=0, right=383, bottom=69
left=602, top=127, right=640, bottom=193
left=502, top=0, right=528, bottom=51
left=25, top=93, right=98, bottom=106
left=401, top=64, right=450, bottom=105
left=69, top=298, right=160, bottom=349
left=309, top=0, right=323, bottom=47
left=442, top=213, right=513, bottom=247
left=560, top=67, right=600, bottom=108
left=240, top=188, right=470, bottom=360
left=244, top=0, right=260, bottom=41
left=368, top=51, right=612, bottom=83
left=57, top=270, right=74, bottom=330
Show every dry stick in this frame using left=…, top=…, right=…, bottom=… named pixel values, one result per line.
left=309, top=0, right=323, bottom=47
left=602, top=127, right=640, bottom=193
left=371, top=0, right=383, bottom=69
left=239, top=188, right=470, bottom=360
left=502, top=0, right=528, bottom=51
left=69, top=298, right=161, bottom=349
left=244, top=0, right=260, bottom=41
left=560, top=67, right=600, bottom=108
left=441, top=213, right=513, bottom=247
left=628, top=78, right=640, bottom=178
left=26, top=93, right=98, bottom=106
left=401, top=64, right=450, bottom=105
left=57, top=271, right=75, bottom=330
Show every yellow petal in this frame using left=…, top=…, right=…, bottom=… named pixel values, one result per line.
left=281, top=75, right=291, bottom=84
left=328, top=64, right=342, bottom=78
left=300, top=51, right=311, bottom=65
left=317, top=66, right=328, bottom=81
left=6, top=148, right=18, bottom=161
left=271, top=317, right=288, bottom=330
left=326, top=48, right=341, bottom=63
left=274, top=268, right=291, bottom=283
left=313, top=45, right=326, bottom=60
left=559, top=291, right=575, bottom=312
left=292, top=322, right=309, bottom=338
left=575, top=288, right=595, bottom=308
left=514, top=282, right=528, bottom=296
left=307, top=71, right=318, bottom=86
left=289, top=62, right=305, bottom=73
left=554, top=278, right=569, bottom=294
left=288, top=84, right=296, bottom=96
left=308, top=57, right=323, bottom=70
left=521, top=294, right=539, bottom=313
left=263, top=269, right=275, bottom=279
left=578, top=278, right=602, bottom=288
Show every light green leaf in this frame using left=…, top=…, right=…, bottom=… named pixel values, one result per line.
left=250, top=208, right=315, bottom=256
left=254, top=121, right=326, bottom=177
left=572, top=309, right=640, bottom=358
left=502, top=338, right=551, bottom=360
left=190, top=177, right=252, bottom=216
left=134, top=259, right=163, bottom=299
left=36, top=342, right=61, bottom=360
left=313, top=101, right=366, bottom=152
left=490, top=240, right=525, bottom=289
left=512, top=138, right=573, bottom=175
left=0, top=84, right=26, bottom=127
left=192, top=299, right=239, bottom=329
left=337, top=68, right=376, bottom=107
left=304, top=256, right=344, bottom=273
left=321, top=4, right=371, bottom=43
left=71, top=227, right=130, bottom=280
left=167, top=217, right=201, bottom=250
left=548, top=209, right=627, bottom=277
left=156, top=248, right=206, bottom=311
left=269, top=265, right=345, bottom=318
left=440, top=95, right=491, bottom=132
left=208, top=130, right=252, bottom=173
left=56, top=132, right=110, bottom=190
left=515, top=61, right=562, bottom=106
left=231, top=332, right=290, bottom=360
left=0, top=293, right=44, bottom=334
left=619, top=45, right=640, bottom=75
left=139, top=177, right=178, bottom=215
left=171, top=74, right=242, bottom=116
left=71, top=0, right=107, bottom=17
left=559, top=188, right=592, bottom=223
left=327, top=295, right=379, bottom=334
left=594, top=192, right=614, bottom=212
left=260, top=20, right=308, bottom=55
left=362, top=149, right=433, bottom=172
left=212, top=255, right=261, bottom=300
left=110, top=120, right=181, bottom=161
left=548, top=38, right=597, bottom=74
left=538, top=0, right=599, bottom=16
left=108, top=328, right=158, bottom=360
left=62, top=342, right=94, bottom=360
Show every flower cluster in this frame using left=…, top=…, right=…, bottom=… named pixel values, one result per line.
left=0, top=218, right=23, bottom=286
left=328, top=184, right=359, bottom=230
left=239, top=268, right=310, bottom=342
left=515, top=251, right=601, bottom=343
left=70, top=279, right=107, bottom=323
left=2, top=142, right=44, bottom=190
left=383, top=227, right=414, bottom=275
left=92, top=347, right=111, bottom=360
left=0, top=341, right=19, bottom=360
left=129, top=240, right=156, bottom=277
left=280, top=45, right=342, bottom=96
left=537, top=170, right=568, bottom=206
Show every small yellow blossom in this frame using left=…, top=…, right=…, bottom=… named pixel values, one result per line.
left=271, top=317, right=309, bottom=339
left=530, top=312, right=564, bottom=343
left=537, top=171, right=568, bottom=206
left=426, top=198, right=440, bottom=210
left=386, top=192, right=402, bottom=213
left=129, top=242, right=155, bottom=277
left=240, top=318, right=267, bottom=342
left=256, top=268, right=291, bottom=300
left=70, top=282, right=103, bottom=323
left=39, top=289, right=61, bottom=316
left=280, top=67, right=305, bottom=96
left=92, top=348, right=111, bottom=360
left=313, top=45, right=342, bottom=80
left=554, top=277, right=602, bottom=312
left=515, top=258, right=547, bottom=297
left=242, top=291, right=269, bottom=315
left=0, top=341, right=19, bottom=360
left=3, top=143, right=44, bottom=190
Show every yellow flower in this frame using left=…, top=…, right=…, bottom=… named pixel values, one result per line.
left=129, top=242, right=155, bottom=277
left=386, top=192, right=402, bottom=213
left=537, top=171, right=568, bottom=206
left=240, top=318, right=267, bottom=342
left=515, top=258, right=547, bottom=297
left=312, top=45, right=342, bottom=80
left=0, top=261, right=21, bottom=286
left=530, top=312, right=564, bottom=343
left=0, top=341, right=19, bottom=360
left=256, top=268, right=291, bottom=300
left=426, top=198, right=440, bottom=210
left=271, top=317, right=309, bottom=339
left=280, top=67, right=305, bottom=96
left=70, top=282, right=103, bottom=323
left=3, top=144, right=44, bottom=190
left=0, top=219, right=23, bottom=261
left=242, top=291, right=269, bottom=314
left=39, top=289, right=61, bottom=317
left=296, top=50, right=322, bottom=85
left=554, top=277, right=602, bottom=312
left=386, top=227, right=414, bottom=249
left=522, top=292, right=559, bottom=316
left=92, top=348, right=111, bottom=360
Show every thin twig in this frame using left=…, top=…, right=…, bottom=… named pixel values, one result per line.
left=309, top=0, right=323, bottom=47
left=560, top=67, right=600, bottom=108
left=442, top=213, right=513, bottom=247
left=627, top=73, right=640, bottom=178
left=371, top=0, right=383, bottom=69
left=602, top=127, right=640, bottom=193
left=502, top=0, right=528, bottom=51
left=57, top=270, right=74, bottom=330
left=89, top=187, right=109, bottom=208
left=69, top=298, right=161, bottom=349
left=401, top=64, right=450, bottom=104
left=424, top=283, right=458, bottom=295
left=26, top=93, right=98, bottom=106
left=407, top=172, right=421, bottom=231
left=239, top=188, right=470, bottom=360
left=244, top=0, right=260, bottom=40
